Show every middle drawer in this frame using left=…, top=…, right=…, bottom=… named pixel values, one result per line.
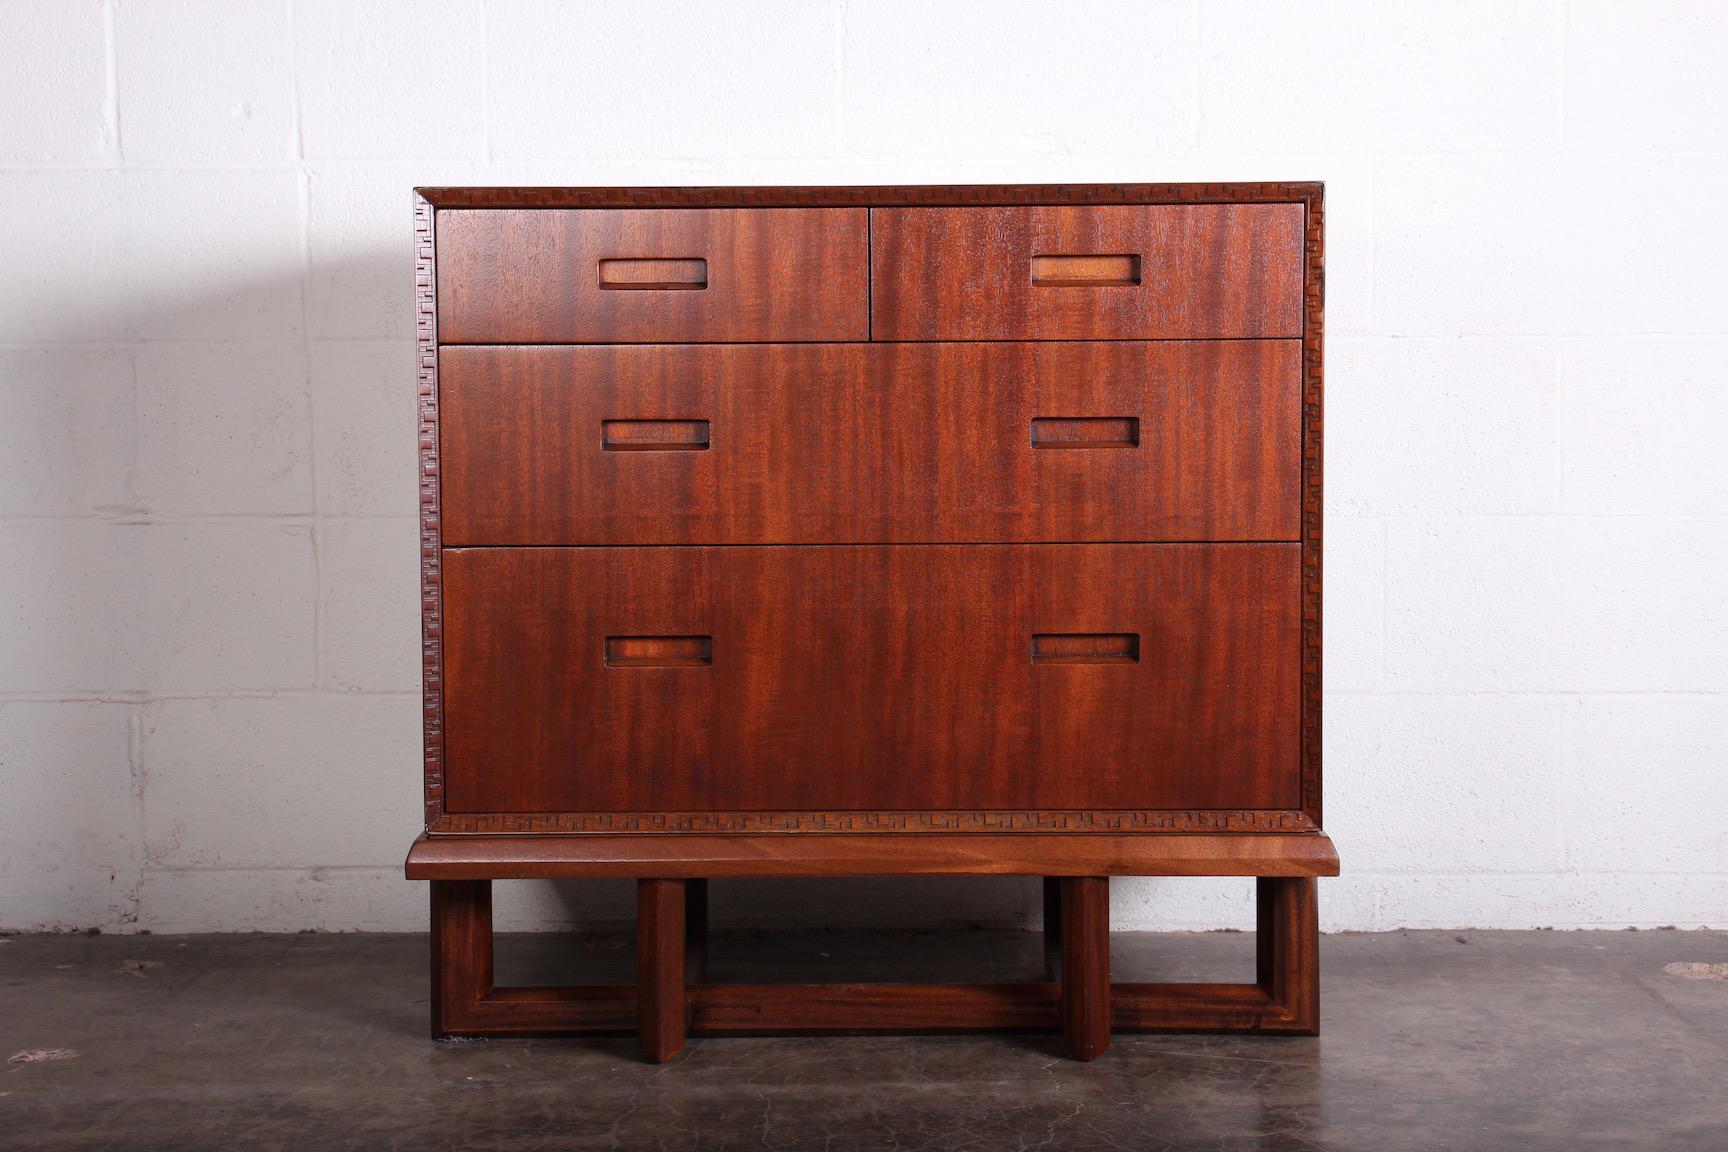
left=440, top=341, right=1299, bottom=545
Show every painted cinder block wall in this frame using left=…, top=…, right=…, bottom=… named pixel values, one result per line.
left=2, top=0, right=1724, bottom=934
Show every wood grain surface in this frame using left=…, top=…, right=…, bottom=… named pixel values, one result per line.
left=440, top=544, right=1300, bottom=814
left=405, top=833, right=1342, bottom=879
left=436, top=207, right=868, bottom=343
left=636, top=879, right=687, bottom=1061
left=1060, top=876, right=1111, bottom=1060
left=439, top=341, right=1300, bottom=545
left=872, top=204, right=1304, bottom=340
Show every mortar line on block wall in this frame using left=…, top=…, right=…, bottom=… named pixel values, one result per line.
left=1190, top=0, right=1202, bottom=153
left=835, top=0, right=848, bottom=151
left=101, top=0, right=120, bottom=161
left=1363, top=158, right=1376, bottom=331
left=1553, top=341, right=1566, bottom=510
left=0, top=514, right=321, bottom=526
left=311, top=518, right=327, bottom=688
left=1368, top=161, right=1380, bottom=333
left=1558, top=692, right=1575, bottom=871
left=0, top=690, right=420, bottom=705
left=1328, top=689, right=1726, bottom=700
left=1558, top=0, right=1571, bottom=148
left=305, top=514, right=421, bottom=524
left=1378, top=518, right=1389, bottom=689
left=120, top=349, right=144, bottom=517
left=0, top=161, right=411, bottom=173
left=124, top=704, right=146, bottom=927
left=290, top=27, right=323, bottom=683
left=145, top=864, right=409, bottom=875
left=0, top=339, right=318, bottom=351
left=1342, top=334, right=1728, bottom=344
left=1551, top=333, right=1728, bottom=343
left=6, top=150, right=1728, bottom=174
left=1337, top=512, right=1728, bottom=522
left=0, top=162, right=307, bottom=173
left=479, top=0, right=491, bottom=163
left=287, top=0, right=305, bottom=162
left=1343, top=870, right=1728, bottom=881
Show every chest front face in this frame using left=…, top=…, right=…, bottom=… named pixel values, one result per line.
left=417, top=185, right=1323, bottom=837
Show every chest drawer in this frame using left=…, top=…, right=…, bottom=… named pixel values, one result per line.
left=871, top=204, right=1304, bottom=340
left=436, top=207, right=869, bottom=343
left=439, top=341, right=1300, bottom=545
left=441, top=543, right=1300, bottom=814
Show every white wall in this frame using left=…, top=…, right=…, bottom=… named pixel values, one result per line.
left=2, top=0, right=1725, bottom=935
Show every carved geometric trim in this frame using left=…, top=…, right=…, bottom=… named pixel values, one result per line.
left=1299, top=189, right=1325, bottom=827
left=416, top=192, right=446, bottom=829
left=428, top=810, right=1320, bottom=836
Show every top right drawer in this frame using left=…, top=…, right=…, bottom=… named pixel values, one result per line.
left=871, top=204, right=1304, bottom=341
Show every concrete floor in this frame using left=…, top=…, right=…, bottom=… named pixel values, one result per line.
left=3, top=928, right=1725, bottom=1151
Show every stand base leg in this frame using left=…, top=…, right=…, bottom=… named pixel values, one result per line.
left=1059, top=876, right=1110, bottom=1061
left=430, top=879, right=492, bottom=1038
left=638, top=878, right=689, bottom=1063
left=426, top=874, right=1322, bottom=1057
left=1256, top=875, right=1319, bottom=1034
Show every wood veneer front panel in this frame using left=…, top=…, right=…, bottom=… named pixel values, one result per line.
left=436, top=208, right=868, bottom=343
left=440, top=342, right=1300, bottom=545
left=406, top=833, right=1341, bottom=879
left=441, top=544, right=1299, bottom=814
left=872, top=204, right=1304, bottom=340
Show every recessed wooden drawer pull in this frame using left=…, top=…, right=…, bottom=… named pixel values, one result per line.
left=598, top=257, right=708, bottom=290
left=1031, top=417, right=1140, bottom=449
left=605, top=636, right=713, bottom=667
left=1030, top=254, right=1141, bottom=287
left=1031, top=633, right=1141, bottom=664
left=601, top=419, right=711, bottom=451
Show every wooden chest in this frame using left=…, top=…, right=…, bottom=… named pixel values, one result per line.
left=406, top=184, right=1336, bottom=1061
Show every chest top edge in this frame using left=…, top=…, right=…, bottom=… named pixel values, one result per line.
left=415, top=182, right=1324, bottom=210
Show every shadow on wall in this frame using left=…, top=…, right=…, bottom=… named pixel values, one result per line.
left=5, top=241, right=1084, bottom=935
left=1, top=243, right=401, bottom=931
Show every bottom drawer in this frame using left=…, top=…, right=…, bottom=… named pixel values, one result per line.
left=442, top=544, right=1300, bottom=814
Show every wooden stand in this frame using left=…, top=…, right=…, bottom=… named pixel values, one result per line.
left=412, top=833, right=1333, bottom=1062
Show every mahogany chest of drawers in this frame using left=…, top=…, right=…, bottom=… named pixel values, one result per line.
left=405, top=184, right=1337, bottom=1061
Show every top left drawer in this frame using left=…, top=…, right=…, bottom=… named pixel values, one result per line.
left=436, top=208, right=869, bottom=344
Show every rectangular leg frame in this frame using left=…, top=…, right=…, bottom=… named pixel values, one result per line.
left=431, top=874, right=1320, bottom=1062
